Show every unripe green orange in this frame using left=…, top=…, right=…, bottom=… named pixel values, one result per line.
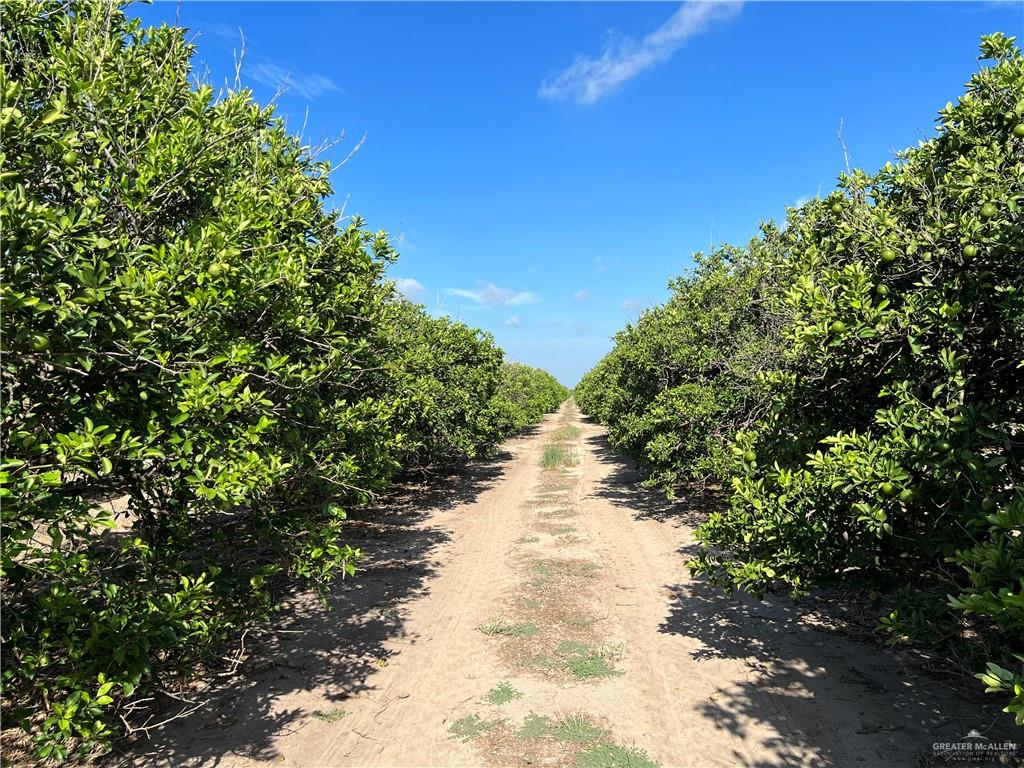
left=981, top=203, right=997, bottom=218
left=881, top=248, right=897, bottom=263
left=1013, top=123, right=1024, bottom=137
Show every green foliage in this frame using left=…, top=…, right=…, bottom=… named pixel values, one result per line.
left=581, top=33, right=1024, bottom=721
left=0, top=3, right=562, bottom=759
left=977, top=657, right=1024, bottom=726
left=492, top=362, right=569, bottom=435
left=387, top=303, right=508, bottom=465
left=575, top=243, right=789, bottom=491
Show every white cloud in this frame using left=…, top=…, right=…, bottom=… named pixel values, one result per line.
left=573, top=289, right=591, bottom=301
left=505, top=315, right=522, bottom=327
left=594, top=256, right=607, bottom=273
left=248, top=60, right=340, bottom=99
left=620, top=298, right=644, bottom=313
left=394, top=277, right=424, bottom=299
left=444, top=281, right=539, bottom=308
left=539, top=1, right=743, bottom=105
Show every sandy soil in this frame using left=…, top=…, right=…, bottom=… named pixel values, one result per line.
left=115, top=402, right=1019, bottom=768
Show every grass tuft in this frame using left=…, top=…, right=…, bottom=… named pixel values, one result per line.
left=575, top=744, right=659, bottom=768
left=541, top=443, right=575, bottom=470
left=552, top=713, right=607, bottom=743
left=313, top=708, right=347, bottom=723
left=552, top=425, right=581, bottom=441
left=478, top=617, right=540, bottom=637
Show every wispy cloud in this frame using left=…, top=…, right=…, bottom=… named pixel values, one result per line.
left=395, top=232, right=418, bottom=253
left=198, top=22, right=245, bottom=44
left=248, top=59, right=340, bottom=99
left=620, top=298, right=644, bottom=313
left=539, top=1, right=743, bottom=105
left=594, top=256, right=607, bottom=273
left=505, top=315, right=522, bottom=328
left=444, top=282, right=539, bottom=308
left=394, top=277, right=425, bottom=300
left=573, top=289, right=591, bottom=302
left=194, top=24, right=341, bottom=101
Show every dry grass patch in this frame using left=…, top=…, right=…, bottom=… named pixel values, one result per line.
left=542, top=443, right=576, bottom=470
left=478, top=617, right=541, bottom=637
left=448, top=714, right=503, bottom=741
left=462, top=711, right=656, bottom=768
left=535, top=523, right=576, bottom=535
left=551, top=425, right=581, bottom=442
left=537, top=507, right=579, bottom=520
left=492, top=558, right=616, bottom=683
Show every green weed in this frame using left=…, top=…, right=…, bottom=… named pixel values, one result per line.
left=517, top=712, right=552, bottom=740
left=448, top=715, right=502, bottom=740
left=575, top=744, right=659, bottom=768
left=484, top=681, right=522, bottom=705
left=313, top=708, right=347, bottom=723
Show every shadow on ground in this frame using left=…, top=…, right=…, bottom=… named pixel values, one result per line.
left=582, top=427, right=717, bottom=528
left=661, top=579, right=1018, bottom=767
left=111, top=448, right=514, bottom=768
left=585, top=421, right=1019, bottom=767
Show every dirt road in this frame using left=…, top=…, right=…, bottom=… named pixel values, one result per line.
left=122, top=402, right=1015, bottom=768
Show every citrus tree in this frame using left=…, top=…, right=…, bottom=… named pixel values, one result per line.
left=575, top=241, right=789, bottom=491
left=581, top=33, right=1024, bottom=721
left=0, top=2, right=565, bottom=758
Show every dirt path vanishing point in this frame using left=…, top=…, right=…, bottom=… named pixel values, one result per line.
left=119, top=401, right=1018, bottom=768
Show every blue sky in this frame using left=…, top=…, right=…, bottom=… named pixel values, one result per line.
left=133, top=2, right=1022, bottom=385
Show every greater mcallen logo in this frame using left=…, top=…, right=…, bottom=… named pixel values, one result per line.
left=929, top=729, right=1020, bottom=764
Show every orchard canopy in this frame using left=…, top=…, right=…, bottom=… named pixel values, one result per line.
left=1, top=2, right=565, bottom=760
left=578, top=31, right=1024, bottom=729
